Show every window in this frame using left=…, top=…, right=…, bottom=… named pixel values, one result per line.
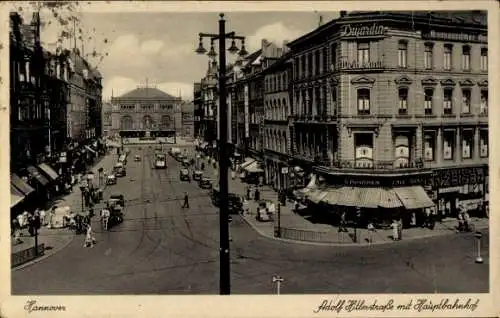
left=322, top=47, right=327, bottom=74
left=357, top=89, right=370, bottom=115
left=444, top=44, right=452, bottom=70
left=331, top=43, right=337, bottom=70
left=459, top=89, right=471, bottom=114
left=301, top=55, right=306, bottom=78
left=480, top=48, right=488, bottom=71
left=443, top=130, right=455, bottom=160
left=462, top=46, right=470, bottom=71
left=308, top=53, right=313, bottom=77
left=480, top=129, right=488, bottom=157
left=357, top=42, right=370, bottom=66
left=354, top=133, right=374, bottom=168
left=443, top=88, right=453, bottom=115
left=398, top=88, right=408, bottom=114
left=315, top=50, right=321, bottom=75
left=480, top=90, right=488, bottom=115
left=398, top=41, right=407, bottom=68
left=423, top=131, right=436, bottom=161
left=331, top=86, right=337, bottom=116
left=424, top=89, right=433, bottom=115
left=461, top=129, right=473, bottom=159
left=424, top=43, right=433, bottom=69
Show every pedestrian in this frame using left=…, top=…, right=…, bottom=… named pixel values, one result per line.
left=101, top=208, right=110, bottom=231
left=457, top=212, right=465, bottom=232
left=231, top=170, right=236, bottom=180
left=48, top=207, right=56, bottom=229
left=391, top=220, right=399, bottom=241
left=254, top=187, right=260, bottom=201
left=242, top=196, right=249, bottom=215
left=367, top=222, right=375, bottom=244
left=397, top=219, right=403, bottom=240
left=340, top=211, right=347, bottom=232
left=182, top=192, right=190, bottom=208
left=463, top=210, right=471, bottom=232
left=294, top=200, right=300, bottom=214
left=83, top=223, right=96, bottom=248
left=246, top=186, right=251, bottom=200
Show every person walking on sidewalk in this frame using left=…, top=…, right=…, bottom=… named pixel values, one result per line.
left=367, top=222, right=375, bottom=244
left=182, top=192, right=190, bottom=209
left=83, top=223, right=96, bottom=248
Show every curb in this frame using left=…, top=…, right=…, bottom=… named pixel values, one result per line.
left=12, top=231, right=75, bottom=271
left=238, top=214, right=489, bottom=248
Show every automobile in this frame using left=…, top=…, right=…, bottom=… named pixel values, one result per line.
left=114, top=166, right=126, bottom=177
left=155, top=155, right=167, bottom=169
left=256, top=209, right=271, bottom=222
left=192, top=170, right=203, bottom=181
left=198, top=177, right=212, bottom=189
left=182, top=159, right=191, bottom=167
left=134, top=155, right=141, bottom=162
left=109, top=194, right=125, bottom=207
left=211, top=188, right=242, bottom=213
left=176, top=154, right=185, bottom=162
left=155, top=145, right=162, bottom=151
left=106, top=174, right=117, bottom=185
left=180, top=168, right=190, bottom=181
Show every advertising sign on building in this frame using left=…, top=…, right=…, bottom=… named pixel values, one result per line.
left=244, top=85, right=249, bottom=138
left=340, top=23, right=386, bottom=38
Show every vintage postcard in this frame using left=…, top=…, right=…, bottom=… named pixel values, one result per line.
left=0, top=1, right=498, bottom=317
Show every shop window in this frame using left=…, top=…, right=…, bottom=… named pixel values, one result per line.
left=462, top=46, right=470, bottom=71
left=398, top=88, right=408, bottom=115
left=424, top=43, right=433, bottom=69
left=398, top=41, right=407, bottom=68
left=424, top=131, right=436, bottom=161
left=480, top=90, right=488, bottom=115
left=357, top=89, right=370, bottom=115
left=443, top=130, right=455, bottom=160
left=443, top=88, right=453, bottom=115
left=461, top=89, right=471, bottom=114
left=480, top=129, right=488, bottom=157
left=480, top=48, right=488, bottom=71
left=357, top=42, right=370, bottom=66
left=443, top=44, right=452, bottom=70
left=461, top=129, right=474, bottom=159
left=354, top=133, right=374, bottom=168
left=394, top=134, right=410, bottom=168
left=424, top=89, right=433, bottom=115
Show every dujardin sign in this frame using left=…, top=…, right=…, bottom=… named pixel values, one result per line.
left=340, top=23, right=386, bottom=38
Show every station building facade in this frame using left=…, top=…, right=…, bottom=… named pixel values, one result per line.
left=287, top=11, right=488, bottom=220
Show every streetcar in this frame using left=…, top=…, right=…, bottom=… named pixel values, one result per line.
left=154, top=153, right=167, bottom=169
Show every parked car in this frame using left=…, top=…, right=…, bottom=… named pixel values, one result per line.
left=109, top=194, right=125, bottom=207
left=198, top=177, right=212, bottom=189
left=106, top=174, right=117, bottom=185
left=114, top=166, right=126, bottom=177
left=192, top=170, right=203, bottom=181
left=134, top=155, right=141, bottom=162
left=180, top=168, right=190, bottom=181
left=176, top=154, right=185, bottom=162
left=182, top=159, right=191, bottom=167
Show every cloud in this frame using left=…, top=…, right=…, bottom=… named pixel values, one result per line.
left=141, top=40, right=164, bottom=55
left=246, top=22, right=304, bottom=52
left=103, top=76, right=194, bottom=101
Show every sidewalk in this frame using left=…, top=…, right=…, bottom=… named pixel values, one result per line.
left=201, top=155, right=490, bottom=246
left=11, top=152, right=118, bottom=269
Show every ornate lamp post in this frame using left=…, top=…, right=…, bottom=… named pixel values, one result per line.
left=194, top=13, right=247, bottom=295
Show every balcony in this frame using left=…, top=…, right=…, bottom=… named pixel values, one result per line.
left=332, top=57, right=385, bottom=72
left=315, top=158, right=430, bottom=174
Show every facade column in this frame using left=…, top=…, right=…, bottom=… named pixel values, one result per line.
left=455, top=128, right=461, bottom=163
left=474, top=127, right=480, bottom=160
left=436, top=127, right=443, bottom=164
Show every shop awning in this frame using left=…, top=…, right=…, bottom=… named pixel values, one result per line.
left=27, top=166, right=49, bottom=186
left=240, top=158, right=256, bottom=169
left=11, top=185, right=25, bottom=208
left=393, top=186, right=435, bottom=210
left=11, top=173, right=35, bottom=196
left=330, top=187, right=403, bottom=209
left=38, top=163, right=59, bottom=181
left=243, top=161, right=263, bottom=173
left=85, top=145, right=96, bottom=154
left=306, top=188, right=329, bottom=204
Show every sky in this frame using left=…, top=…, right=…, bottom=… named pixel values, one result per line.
left=17, top=5, right=339, bottom=101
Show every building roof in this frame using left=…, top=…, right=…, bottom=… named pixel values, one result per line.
left=116, top=86, right=180, bottom=100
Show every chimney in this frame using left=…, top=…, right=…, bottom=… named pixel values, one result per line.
left=340, top=11, right=347, bottom=18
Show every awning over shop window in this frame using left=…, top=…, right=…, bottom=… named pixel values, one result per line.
left=323, top=187, right=403, bottom=209
left=27, top=166, right=49, bottom=186
left=38, top=163, right=59, bottom=181
left=240, top=158, right=256, bottom=169
left=85, top=145, right=96, bottom=154
left=306, top=188, right=329, bottom=204
left=244, top=161, right=263, bottom=173
left=11, top=173, right=35, bottom=196
left=393, top=186, right=434, bottom=210
left=11, top=185, right=25, bottom=208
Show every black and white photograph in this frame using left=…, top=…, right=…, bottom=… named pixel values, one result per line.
left=1, top=1, right=498, bottom=317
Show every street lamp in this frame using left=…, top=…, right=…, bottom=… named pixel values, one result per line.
left=272, top=275, right=284, bottom=295
left=474, top=231, right=484, bottom=264
left=194, top=13, right=247, bottom=295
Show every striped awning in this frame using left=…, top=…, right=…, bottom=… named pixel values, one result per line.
left=306, top=188, right=329, bottom=204
left=243, top=161, right=263, bottom=173
left=329, top=187, right=404, bottom=209
left=11, top=185, right=25, bottom=208
left=11, top=173, right=35, bottom=196
left=393, top=186, right=435, bottom=210
left=240, top=158, right=256, bottom=169
left=27, top=166, right=49, bottom=186
left=38, top=163, right=59, bottom=181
